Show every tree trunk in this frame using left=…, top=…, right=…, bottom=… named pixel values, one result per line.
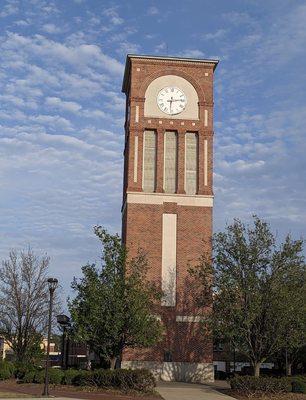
left=286, top=362, right=292, bottom=376
left=254, top=362, right=261, bottom=377
left=110, top=356, right=117, bottom=370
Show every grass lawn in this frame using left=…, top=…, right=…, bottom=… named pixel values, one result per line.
left=0, top=391, right=33, bottom=398
left=221, top=389, right=306, bottom=399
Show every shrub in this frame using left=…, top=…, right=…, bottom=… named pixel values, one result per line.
left=230, top=375, right=290, bottom=395
left=62, top=369, right=82, bottom=385
left=22, top=371, right=37, bottom=383
left=70, top=368, right=155, bottom=393
left=14, top=361, right=37, bottom=380
left=291, top=376, right=306, bottom=394
left=32, top=368, right=64, bottom=385
left=113, top=369, right=155, bottom=392
left=0, top=360, right=14, bottom=380
left=70, top=370, right=92, bottom=386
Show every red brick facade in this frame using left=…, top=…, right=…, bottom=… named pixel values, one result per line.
left=121, top=55, right=218, bottom=380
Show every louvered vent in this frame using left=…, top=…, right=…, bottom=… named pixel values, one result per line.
left=143, top=130, right=157, bottom=192
left=185, top=132, right=198, bottom=194
left=164, top=131, right=178, bottom=193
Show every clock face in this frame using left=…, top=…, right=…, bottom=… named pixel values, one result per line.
left=157, top=87, right=187, bottom=115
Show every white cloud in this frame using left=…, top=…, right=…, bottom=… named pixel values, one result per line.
left=102, top=7, right=124, bottom=26
left=45, top=97, right=82, bottom=113
left=179, top=49, right=205, bottom=58
left=2, top=33, right=124, bottom=75
left=42, top=23, right=63, bottom=34
left=147, top=6, right=159, bottom=16
left=155, top=42, right=166, bottom=53
left=200, top=29, right=227, bottom=41
left=0, top=0, right=19, bottom=18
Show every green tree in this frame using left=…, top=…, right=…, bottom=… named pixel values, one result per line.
left=192, top=216, right=306, bottom=377
left=69, top=226, right=163, bottom=369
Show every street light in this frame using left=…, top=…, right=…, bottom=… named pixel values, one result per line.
left=42, top=277, right=58, bottom=397
left=56, top=314, right=71, bottom=369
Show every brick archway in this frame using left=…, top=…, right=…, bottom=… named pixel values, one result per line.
left=139, top=68, right=206, bottom=102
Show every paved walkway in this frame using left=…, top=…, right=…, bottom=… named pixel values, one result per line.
left=156, top=381, right=236, bottom=400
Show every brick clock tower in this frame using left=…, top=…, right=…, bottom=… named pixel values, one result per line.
left=121, top=55, right=218, bottom=383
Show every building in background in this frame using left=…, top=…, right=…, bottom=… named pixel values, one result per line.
left=121, top=54, right=218, bottom=383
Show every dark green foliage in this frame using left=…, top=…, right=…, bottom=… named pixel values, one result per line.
left=14, top=361, right=37, bottom=379
left=291, top=376, right=306, bottom=393
left=0, top=360, right=14, bottom=380
left=22, top=370, right=37, bottom=383
left=70, top=368, right=155, bottom=393
left=230, top=375, right=290, bottom=395
left=20, top=367, right=155, bottom=393
left=69, top=370, right=91, bottom=386
left=192, top=216, right=306, bottom=376
left=69, top=226, right=163, bottom=367
left=32, top=368, right=64, bottom=385
left=61, top=368, right=82, bottom=385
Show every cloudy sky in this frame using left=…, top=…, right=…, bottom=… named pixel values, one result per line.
left=1, top=0, right=305, bottom=296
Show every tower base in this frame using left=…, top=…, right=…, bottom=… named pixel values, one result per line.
left=121, top=360, right=214, bottom=383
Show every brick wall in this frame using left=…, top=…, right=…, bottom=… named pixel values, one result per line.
left=121, top=55, right=217, bottom=366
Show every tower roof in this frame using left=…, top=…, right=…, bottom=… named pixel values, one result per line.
left=122, top=54, right=219, bottom=93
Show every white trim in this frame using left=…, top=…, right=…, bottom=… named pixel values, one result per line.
left=204, top=109, right=208, bottom=127
left=127, top=54, right=219, bottom=65
left=161, top=214, right=177, bottom=307
left=142, top=132, right=145, bottom=190
left=126, top=192, right=213, bottom=207
left=133, top=136, right=138, bottom=183
left=163, top=131, right=166, bottom=191
left=204, top=139, right=208, bottom=186
left=176, top=315, right=203, bottom=323
left=135, top=105, right=139, bottom=123
left=184, top=133, right=187, bottom=193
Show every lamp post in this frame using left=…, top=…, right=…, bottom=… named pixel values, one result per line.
left=42, top=277, right=58, bottom=397
left=56, top=314, right=71, bottom=370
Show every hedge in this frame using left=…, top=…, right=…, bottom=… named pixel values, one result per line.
left=71, top=369, right=155, bottom=393
left=0, top=361, right=14, bottom=380
left=21, top=368, right=155, bottom=393
left=230, top=375, right=291, bottom=395
left=290, top=376, right=306, bottom=394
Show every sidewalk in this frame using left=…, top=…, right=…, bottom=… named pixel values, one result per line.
left=156, top=381, right=237, bottom=400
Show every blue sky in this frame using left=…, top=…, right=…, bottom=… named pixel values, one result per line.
left=1, top=0, right=306, bottom=296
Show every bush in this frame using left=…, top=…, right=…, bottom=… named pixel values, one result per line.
left=291, top=376, right=306, bottom=394
left=22, top=371, right=37, bottom=383
left=113, top=369, right=155, bottom=392
left=62, top=369, right=82, bottom=385
left=0, top=360, right=14, bottom=380
left=14, top=361, right=36, bottom=380
left=32, top=368, right=64, bottom=385
left=71, top=368, right=155, bottom=393
left=230, top=375, right=290, bottom=395
left=18, top=367, right=155, bottom=393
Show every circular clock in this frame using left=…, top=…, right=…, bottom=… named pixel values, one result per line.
left=157, top=87, right=187, bottom=115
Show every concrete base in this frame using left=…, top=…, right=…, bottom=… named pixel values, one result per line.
left=121, top=360, right=214, bottom=383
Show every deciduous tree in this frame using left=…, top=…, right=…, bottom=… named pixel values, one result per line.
left=69, top=226, right=163, bottom=369
left=192, top=216, right=306, bottom=376
left=0, top=249, right=58, bottom=363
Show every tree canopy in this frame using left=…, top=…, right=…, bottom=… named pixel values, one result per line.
left=69, top=226, right=163, bottom=368
left=0, top=248, right=57, bottom=363
left=192, top=216, right=306, bottom=376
